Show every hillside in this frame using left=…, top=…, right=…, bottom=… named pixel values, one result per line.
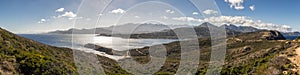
left=0, top=27, right=133, bottom=75
left=85, top=30, right=300, bottom=75
left=2, top=26, right=300, bottom=75
left=0, top=28, right=78, bottom=74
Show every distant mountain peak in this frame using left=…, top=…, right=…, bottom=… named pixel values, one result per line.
left=198, top=22, right=218, bottom=28
left=220, top=24, right=260, bottom=33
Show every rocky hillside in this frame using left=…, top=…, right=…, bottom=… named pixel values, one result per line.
left=2, top=26, right=300, bottom=75
left=86, top=30, right=300, bottom=75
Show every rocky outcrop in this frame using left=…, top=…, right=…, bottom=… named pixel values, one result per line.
left=232, top=30, right=286, bottom=41
left=261, top=30, right=286, bottom=40
left=84, top=43, right=114, bottom=55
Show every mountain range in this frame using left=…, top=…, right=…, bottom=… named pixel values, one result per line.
left=221, top=24, right=261, bottom=33
left=48, top=22, right=300, bottom=38
left=48, top=23, right=189, bottom=34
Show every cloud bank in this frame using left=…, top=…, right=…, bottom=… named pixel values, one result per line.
left=172, top=17, right=202, bottom=22
left=203, top=16, right=292, bottom=32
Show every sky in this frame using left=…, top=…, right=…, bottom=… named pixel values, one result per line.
left=0, top=0, right=299, bottom=33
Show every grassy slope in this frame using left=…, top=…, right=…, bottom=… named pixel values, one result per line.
left=0, top=28, right=131, bottom=75
left=97, top=30, right=298, bottom=75
left=0, top=28, right=77, bottom=75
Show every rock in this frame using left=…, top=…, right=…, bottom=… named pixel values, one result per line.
left=97, top=34, right=111, bottom=37
left=84, top=43, right=114, bottom=55
left=261, top=30, right=286, bottom=40
left=0, top=61, right=16, bottom=75
left=243, top=46, right=252, bottom=52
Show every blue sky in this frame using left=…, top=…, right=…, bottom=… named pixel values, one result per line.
left=0, top=0, right=299, bottom=33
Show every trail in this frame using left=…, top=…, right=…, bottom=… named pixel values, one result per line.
left=289, top=45, right=300, bottom=74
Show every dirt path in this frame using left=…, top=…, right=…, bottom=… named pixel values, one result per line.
left=288, top=46, right=300, bottom=74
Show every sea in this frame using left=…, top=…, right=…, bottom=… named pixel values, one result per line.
left=17, top=34, right=299, bottom=60
left=18, top=34, right=177, bottom=60
left=18, top=34, right=176, bottom=50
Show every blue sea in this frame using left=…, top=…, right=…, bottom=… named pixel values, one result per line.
left=18, top=34, right=177, bottom=51
left=18, top=34, right=177, bottom=60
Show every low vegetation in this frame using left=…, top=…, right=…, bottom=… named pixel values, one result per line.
left=0, top=28, right=77, bottom=75
left=0, top=26, right=299, bottom=75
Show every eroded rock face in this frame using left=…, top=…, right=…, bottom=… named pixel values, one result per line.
left=261, top=30, right=286, bottom=40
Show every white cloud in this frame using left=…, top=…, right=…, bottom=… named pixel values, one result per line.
left=55, top=8, right=65, bottom=12
left=192, top=12, right=199, bottom=15
left=203, top=16, right=292, bottom=32
left=41, top=19, right=46, bottom=22
left=38, top=19, right=47, bottom=23
left=110, top=8, right=126, bottom=14
left=165, top=10, right=175, bottom=14
left=61, top=12, right=77, bottom=18
left=68, top=17, right=83, bottom=20
left=234, top=6, right=244, bottom=10
left=172, top=17, right=202, bottom=22
left=54, top=11, right=78, bottom=20
left=134, top=16, right=140, bottom=18
left=224, top=0, right=245, bottom=10
left=249, top=5, right=255, bottom=11
left=203, top=9, right=218, bottom=15
left=160, top=16, right=169, bottom=19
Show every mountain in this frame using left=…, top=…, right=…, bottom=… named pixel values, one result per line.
left=282, top=32, right=300, bottom=36
left=109, top=22, right=242, bottom=39
left=48, top=28, right=112, bottom=34
left=84, top=30, right=300, bottom=74
left=48, top=23, right=189, bottom=34
left=104, top=23, right=189, bottom=34
left=221, top=24, right=261, bottom=33
left=231, top=30, right=286, bottom=40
